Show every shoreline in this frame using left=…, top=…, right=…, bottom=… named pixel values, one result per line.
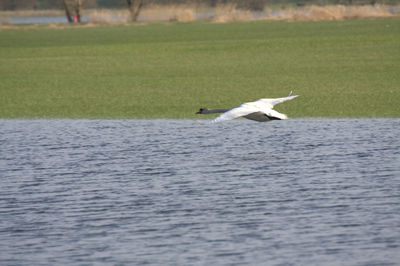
left=1, top=4, right=399, bottom=26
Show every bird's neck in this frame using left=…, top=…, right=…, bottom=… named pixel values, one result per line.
left=205, top=109, right=230, bottom=114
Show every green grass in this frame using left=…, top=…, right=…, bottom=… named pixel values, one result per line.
left=0, top=19, right=399, bottom=119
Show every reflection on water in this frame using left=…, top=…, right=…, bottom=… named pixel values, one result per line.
left=0, top=119, right=399, bottom=265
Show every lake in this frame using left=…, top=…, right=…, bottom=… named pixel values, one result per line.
left=1, top=119, right=399, bottom=265
left=6, top=5, right=400, bottom=25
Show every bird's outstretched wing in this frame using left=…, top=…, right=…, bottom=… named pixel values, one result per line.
left=210, top=92, right=299, bottom=123
left=211, top=103, right=260, bottom=123
left=269, top=94, right=299, bottom=107
left=257, top=92, right=299, bottom=108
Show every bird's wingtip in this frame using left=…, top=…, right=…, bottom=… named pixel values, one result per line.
left=290, top=89, right=300, bottom=97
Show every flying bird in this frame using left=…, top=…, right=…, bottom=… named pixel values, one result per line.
left=196, top=91, right=299, bottom=123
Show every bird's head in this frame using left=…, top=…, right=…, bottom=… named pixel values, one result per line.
left=196, top=108, right=208, bottom=114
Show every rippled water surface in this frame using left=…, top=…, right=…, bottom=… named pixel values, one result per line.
left=1, top=119, right=399, bottom=265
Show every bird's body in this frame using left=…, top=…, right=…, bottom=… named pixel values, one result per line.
left=196, top=92, right=299, bottom=123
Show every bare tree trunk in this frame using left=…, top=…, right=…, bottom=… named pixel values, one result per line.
left=63, top=0, right=83, bottom=23
left=126, top=0, right=144, bottom=22
left=63, top=0, right=73, bottom=23
left=74, top=0, right=82, bottom=22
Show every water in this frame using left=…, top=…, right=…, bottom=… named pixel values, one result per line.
left=10, top=16, right=72, bottom=24
left=7, top=5, right=400, bottom=25
left=1, top=119, right=399, bottom=265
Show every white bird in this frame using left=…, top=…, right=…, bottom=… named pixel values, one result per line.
left=196, top=91, right=299, bottom=123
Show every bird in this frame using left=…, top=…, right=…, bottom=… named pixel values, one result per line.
left=196, top=91, right=299, bottom=123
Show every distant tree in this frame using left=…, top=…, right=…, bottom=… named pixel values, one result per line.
left=0, top=0, right=38, bottom=10
left=96, top=0, right=125, bottom=8
left=62, top=0, right=82, bottom=23
left=74, top=0, right=82, bottom=22
left=36, top=0, right=62, bottom=9
left=126, top=0, right=144, bottom=21
left=236, top=0, right=266, bottom=11
left=63, top=0, right=73, bottom=22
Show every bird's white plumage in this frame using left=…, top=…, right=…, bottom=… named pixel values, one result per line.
left=211, top=94, right=299, bottom=123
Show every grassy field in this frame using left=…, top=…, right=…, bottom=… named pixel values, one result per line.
left=0, top=19, right=399, bottom=119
